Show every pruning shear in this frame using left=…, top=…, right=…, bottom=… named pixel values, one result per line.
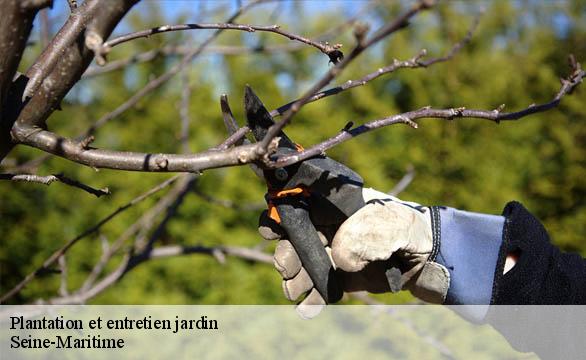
left=241, top=86, right=401, bottom=303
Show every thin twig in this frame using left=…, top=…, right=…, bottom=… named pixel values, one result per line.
left=42, top=243, right=272, bottom=305
left=5, top=116, right=253, bottom=302
left=82, top=4, right=376, bottom=79
left=79, top=233, right=111, bottom=292
left=135, top=175, right=196, bottom=254
left=83, top=0, right=266, bottom=136
left=0, top=175, right=181, bottom=303
left=80, top=175, right=192, bottom=292
left=12, top=55, right=583, bottom=175
left=22, top=2, right=98, bottom=100
left=270, top=10, right=481, bottom=117
left=82, top=44, right=304, bottom=78
left=259, top=0, right=435, bottom=152
left=81, top=0, right=376, bottom=78
left=13, top=126, right=267, bottom=173
left=271, top=60, right=585, bottom=168
left=99, top=23, right=342, bottom=61
left=80, top=174, right=195, bottom=297
left=0, top=173, right=110, bottom=197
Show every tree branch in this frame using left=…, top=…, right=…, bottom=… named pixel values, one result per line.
left=0, top=173, right=110, bottom=197
left=0, top=0, right=51, bottom=159
left=6, top=8, right=475, bottom=170
left=83, top=0, right=265, bottom=137
left=98, top=23, right=342, bottom=63
left=1, top=0, right=140, bottom=162
left=42, top=243, right=272, bottom=305
left=22, top=2, right=96, bottom=101
left=3, top=117, right=258, bottom=303
left=271, top=58, right=585, bottom=168
left=80, top=177, right=191, bottom=292
left=82, top=44, right=305, bottom=78
left=270, top=10, right=481, bottom=117
left=81, top=0, right=378, bottom=78
left=259, top=0, right=435, bottom=152
left=0, top=174, right=181, bottom=303
left=12, top=125, right=274, bottom=173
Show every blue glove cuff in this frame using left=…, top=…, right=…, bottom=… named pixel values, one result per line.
left=431, top=206, right=504, bottom=315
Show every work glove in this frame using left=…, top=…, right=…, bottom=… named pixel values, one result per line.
left=258, top=188, right=450, bottom=317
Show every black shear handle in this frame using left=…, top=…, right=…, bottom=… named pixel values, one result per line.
left=275, top=199, right=343, bottom=304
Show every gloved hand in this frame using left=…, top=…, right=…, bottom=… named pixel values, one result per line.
left=258, top=188, right=450, bottom=317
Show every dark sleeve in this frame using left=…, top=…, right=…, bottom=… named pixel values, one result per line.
left=485, top=202, right=586, bottom=359
left=491, top=201, right=586, bottom=305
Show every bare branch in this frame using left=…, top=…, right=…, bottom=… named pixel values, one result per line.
left=215, top=126, right=250, bottom=150
left=99, top=23, right=342, bottom=62
left=80, top=176, right=192, bottom=292
left=1, top=0, right=140, bottom=162
left=12, top=125, right=267, bottom=173
left=0, top=0, right=49, bottom=156
left=0, top=174, right=181, bottom=303
left=82, top=2, right=377, bottom=80
left=271, top=61, right=585, bottom=168
left=3, top=118, right=260, bottom=302
left=418, top=10, right=482, bottom=67
left=22, top=2, right=100, bottom=101
left=84, top=0, right=265, bottom=136
left=79, top=234, right=111, bottom=292
left=259, top=0, right=435, bottom=152
left=0, top=173, right=110, bottom=197
left=128, top=176, right=196, bottom=265
left=270, top=10, right=481, bottom=117
left=43, top=243, right=272, bottom=305
left=82, top=44, right=304, bottom=77
left=14, top=56, right=582, bottom=174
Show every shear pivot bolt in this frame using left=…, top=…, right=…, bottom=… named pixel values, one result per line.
left=275, top=168, right=288, bottom=181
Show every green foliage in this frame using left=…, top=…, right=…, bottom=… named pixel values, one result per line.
left=1, top=1, right=584, bottom=305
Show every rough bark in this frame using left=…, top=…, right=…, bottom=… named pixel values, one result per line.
left=0, top=0, right=140, bottom=162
